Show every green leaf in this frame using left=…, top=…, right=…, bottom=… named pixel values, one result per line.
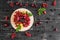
left=38, top=8, right=46, bottom=15
left=28, top=13, right=33, bottom=16
left=26, top=11, right=33, bottom=16
left=16, top=24, right=21, bottom=32
left=38, top=11, right=42, bottom=15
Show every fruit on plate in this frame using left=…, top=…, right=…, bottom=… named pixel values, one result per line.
left=10, top=8, right=34, bottom=32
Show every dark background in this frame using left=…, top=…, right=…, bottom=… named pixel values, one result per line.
left=0, top=0, right=60, bottom=40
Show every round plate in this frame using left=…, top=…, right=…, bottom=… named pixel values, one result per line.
left=10, top=8, right=34, bottom=32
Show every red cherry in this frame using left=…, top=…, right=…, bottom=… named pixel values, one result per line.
left=20, top=3, right=23, bottom=7
left=4, top=23, right=8, bottom=27
left=26, top=18, right=30, bottom=21
left=17, top=16, right=20, bottom=21
left=16, top=2, right=20, bottom=5
left=52, top=0, right=56, bottom=6
left=25, top=3, right=29, bottom=6
left=11, top=33, right=16, bottom=39
left=9, top=2, right=14, bottom=7
left=5, top=16, right=9, bottom=21
left=42, top=3, right=45, bottom=7
left=35, top=23, right=39, bottom=26
left=26, top=21, right=30, bottom=25
left=42, top=3, right=48, bottom=8
left=23, top=22, right=25, bottom=25
left=31, top=3, right=35, bottom=7
left=37, top=21, right=41, bottom=24
left=43, top=11, right=47, bottom=14
left=35, top=21, right=41, bottom=26
left=23, top=14, right=27, bottom=17
left=25, top=32, right=32, bottom=37
left=35, top=4, right=38, bottom=8
left=53, top=28, right=58, bottom=32
left=23, top=22, right=28, bottom=27
left=25, top=24, right=28, bottom=27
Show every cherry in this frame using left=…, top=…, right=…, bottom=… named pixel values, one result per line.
left=25, top=32, right=32, bottom=37
left=35, top=22, right=39, bottom=26
left=25, top=3, right=29, bottom=6
left=34, top=4, right=38, bottom=8
left=52, top=0, right=56, bottom=6
left=17, top=16, right=20, bottom=21
left=20, top=3, right=23, bottom=7
left=31, top=3, right=35, bottom=8
left=35, top=21, right=41, bottom=26
left=11, top=33, right=16, bottom=39
left=42, top=3, right=48, bottom=8
left=16, top=2, right=20, bottom=5
left=4, top=23, right=8, bottom=27
left=9, top=2, right=14, bottom=7
left=53, top=28, right=58, bottom=32
left=26, top=17, right=30, bottom=21
left=23, top=22, right=28, bottom=27
left=5, top=16, right=9, bottom=21
left=31, top=3, right=37, bottom=8
left=43, top=10, right=47, bottom=14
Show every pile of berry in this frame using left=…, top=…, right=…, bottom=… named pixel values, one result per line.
left=14, top=11, right=30, bottom=27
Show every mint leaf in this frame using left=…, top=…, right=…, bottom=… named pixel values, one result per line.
left=16, top=25, right=21, bottom=32
left=28, top=13, right=33, bottom=16
left=26, top=11, right=33, bottom=16
left=38, top=8, right=46, bottom=15
left=38, top=11, right=43, bottom=15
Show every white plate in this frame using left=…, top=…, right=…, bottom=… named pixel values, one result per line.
left=10, top=8, right=34, bottom=32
